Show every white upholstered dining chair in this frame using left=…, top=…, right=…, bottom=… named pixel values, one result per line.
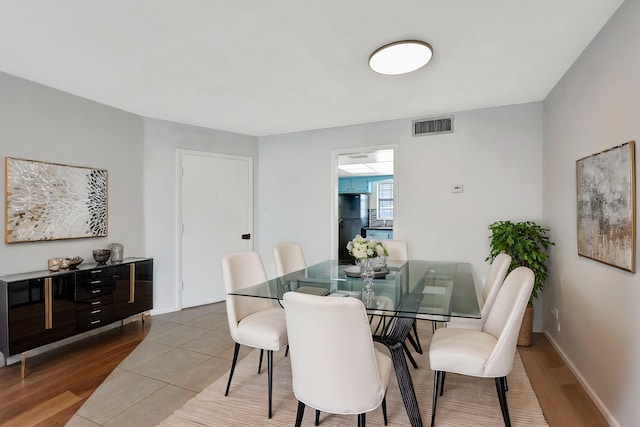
left=377, top=239, right=432, bottom=364
left=429, top=266, right=534, bottom=427
left=383, top=240, right=408, bottom=261
left=273, top=242, right=307, bottom=276
left=284, top=291, right=393, bottom=427
left=222, top=251, right=288, bottom=419
left=446, top=253, right=512, bottom=330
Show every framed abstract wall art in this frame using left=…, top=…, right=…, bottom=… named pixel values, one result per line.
left=5, top=157, right=108, bottom=243
left=576, top=141, right=636, bottom=272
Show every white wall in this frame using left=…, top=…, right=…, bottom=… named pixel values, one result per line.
left=143, top=119, right=258, bottom=313
left=258, top=102, right=544, bottom=326
left=543, top=0, right=640, bottom=425
left=0, top=70, right=260, bottom=320
left=0, top=71, right=145, bottom=275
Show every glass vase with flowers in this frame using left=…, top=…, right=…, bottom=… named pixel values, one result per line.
left=346, top=235, right=388, bottom=303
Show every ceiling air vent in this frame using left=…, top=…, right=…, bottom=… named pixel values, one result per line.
left=412, top=116, right=454, bottom=136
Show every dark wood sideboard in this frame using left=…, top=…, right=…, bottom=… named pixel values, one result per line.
left=0, top=257, right=153, bottom=376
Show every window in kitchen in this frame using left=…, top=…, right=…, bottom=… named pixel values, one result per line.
left=378, top=182, right=394, bottom=219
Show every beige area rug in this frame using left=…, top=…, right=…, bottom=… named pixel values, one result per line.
left=158, top=332, right=548, bottom=427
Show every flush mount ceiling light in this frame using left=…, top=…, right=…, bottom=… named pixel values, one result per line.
left=368, top=40, right=433, bottom=75
left=338, top=161, right=393, bottom=175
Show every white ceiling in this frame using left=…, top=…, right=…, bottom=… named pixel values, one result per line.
left=0, top=1, right=623, bottom=137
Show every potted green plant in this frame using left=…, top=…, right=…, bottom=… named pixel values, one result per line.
left=486, top=220, right=554, bottom=346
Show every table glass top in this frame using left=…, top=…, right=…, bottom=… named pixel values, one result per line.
left=229, top=259, right=480, bottom=320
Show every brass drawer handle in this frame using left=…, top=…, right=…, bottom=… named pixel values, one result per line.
left=91, top=280, right=101, bottom=284
left=91, top=301, right=101, bottom=305
left=91, top=309, right=101, bottom=314
left=91, top=320, right=101, bottom=325
left=91, top=290, right=101, bottom=294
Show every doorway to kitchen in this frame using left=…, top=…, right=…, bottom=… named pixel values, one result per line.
left=336, top=148, right=395, bottom=264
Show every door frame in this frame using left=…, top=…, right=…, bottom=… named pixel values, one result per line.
left=175, top=149, right=254, bottom=309
left=330, top=144, right=398, bottom=261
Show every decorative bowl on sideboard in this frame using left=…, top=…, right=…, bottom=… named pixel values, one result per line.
left=67, top=256, right=84, bottom=269
left=92, top=249, right=111, bottom=264
left=47, top=256, right=84, bottom=271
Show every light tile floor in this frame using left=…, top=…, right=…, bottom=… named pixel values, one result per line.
left=66, top=302, right=434, bottom=427
left=66, top=302, right=252, bottom=427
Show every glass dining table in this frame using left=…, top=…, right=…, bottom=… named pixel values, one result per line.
left=229, top=259, right=480, bottom=427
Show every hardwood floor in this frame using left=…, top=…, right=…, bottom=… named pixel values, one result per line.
left=519, top=333, right=609, bottom=426
left=0, top=321, right=147, bottom=427
left=0, top=323, right=607, bottom=426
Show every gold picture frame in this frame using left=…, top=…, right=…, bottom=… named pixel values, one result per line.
left=5, top=157, right=108, bottom=243
left=576, top=141, right=636, bottom=272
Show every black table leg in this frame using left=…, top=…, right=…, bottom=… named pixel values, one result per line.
left=374, top=316, right=423, bottom=427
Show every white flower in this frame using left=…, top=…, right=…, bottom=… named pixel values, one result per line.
left=347, top=236, right=388, bottom=261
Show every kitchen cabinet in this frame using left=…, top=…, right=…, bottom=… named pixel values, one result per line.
left=112, top=259, right=153, bottom=321
left=0, top=257, right=152, bottom=374
left=339, top=177, right=371, bottom=194
left=365, top=229, right=394, bottom=241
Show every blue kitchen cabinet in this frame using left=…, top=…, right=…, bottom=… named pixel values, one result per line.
left=339, top=177, right=371, bottom=194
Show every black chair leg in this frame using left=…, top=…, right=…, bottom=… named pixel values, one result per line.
left=439, top=371, right=446, bottom=396
left=504, top=376, right=509, bottom=392
left=285, top=344, right=289, bottom=357
left=358, top=413, right=366, bottom=427
left=382, top=396, right=388, bottom=425
left=224, top=342, right=240, bottom=396
left=295, top=401, right=306, bottom=427
left=258, top=349, right=264, bottom=373
left=401, top=341, right=419, bottom=369
left=315, top=409, right=320, bottom=425
left=495, top=376, right=511, bottom=427
left=431, top=370, right=440, bottom=427
left=267, top=350, right=274, bottom=418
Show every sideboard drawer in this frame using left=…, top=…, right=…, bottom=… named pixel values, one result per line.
left=76, top=304, right=113, bottom=332
left=76, top=267, right=114, bottom=285
left=76, top=284, right=113, bottom=301
left=75, top=294, right=113, bottom=311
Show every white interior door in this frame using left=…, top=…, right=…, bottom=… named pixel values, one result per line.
left=180, top=152, right=253, bottom=308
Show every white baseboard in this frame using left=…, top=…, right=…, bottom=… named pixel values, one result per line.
left=150, top=306, right=180, bottom=316
left=543, top=331, right=619, bottom=427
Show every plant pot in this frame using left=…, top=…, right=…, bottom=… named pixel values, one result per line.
left=518, top=303, right=534, bottom=347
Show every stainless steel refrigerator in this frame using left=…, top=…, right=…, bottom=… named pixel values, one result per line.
left=338, top=194, right=369, bottom=264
